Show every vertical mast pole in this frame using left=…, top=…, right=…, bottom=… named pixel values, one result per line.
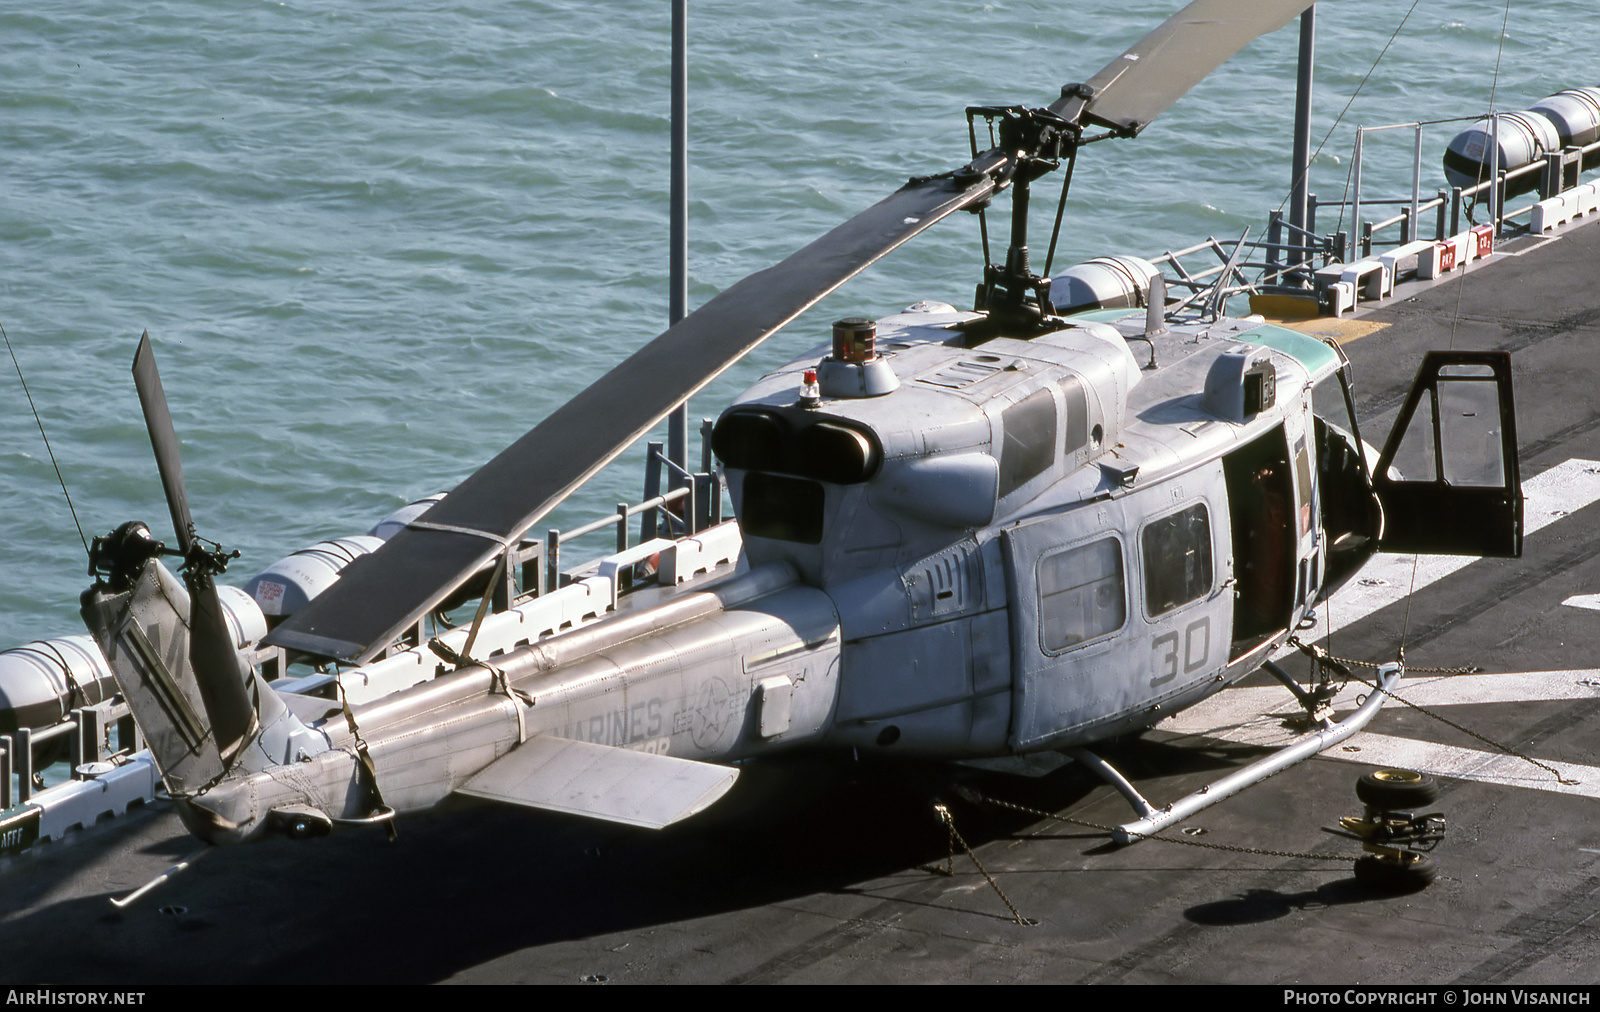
left=1288, top=3, right=1315, bottom=278
left=1488, top=113, right=1501, bottom=232
left=667, top=0, right=690, bottom=498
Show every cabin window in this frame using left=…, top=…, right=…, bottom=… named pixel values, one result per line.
left=1038, top=537, right=1125, bottom=652
left=1142, top=503, right=1214, bottom=616
left=740, top=472, right=824, bottom=544
left=999, top=388, right=1057, bottom=497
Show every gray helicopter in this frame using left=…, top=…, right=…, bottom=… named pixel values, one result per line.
left=78, top=0, right=1521, bottom=865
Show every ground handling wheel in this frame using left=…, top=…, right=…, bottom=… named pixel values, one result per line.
left=1354, top=852, right=1437, bottom=894
left=1323, top=769, right=1448, bottom=893
left=1355, top=769, right=1438, bottom=810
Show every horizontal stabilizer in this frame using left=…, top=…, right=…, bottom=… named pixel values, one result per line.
left=456, top=736, right=739, bottom=830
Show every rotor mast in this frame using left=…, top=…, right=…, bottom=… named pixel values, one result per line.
left=969, top=105, right=1076, bottom=333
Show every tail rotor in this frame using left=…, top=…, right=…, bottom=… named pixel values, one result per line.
left=129, top=333, right=258, bottom=764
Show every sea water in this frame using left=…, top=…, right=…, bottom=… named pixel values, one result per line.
left=1, top=0, right=1595, bottom=647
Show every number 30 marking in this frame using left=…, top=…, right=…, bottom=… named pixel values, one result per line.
left=1151, top=617, right=1210, bottom=686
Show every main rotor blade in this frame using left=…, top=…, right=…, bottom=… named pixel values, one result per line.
left=187, top=568, right=259, bottom=763
left=131, top=332, right=195, bottom=555
left=1050, top=0, right=1315, bottom=137
left=265, top=169, right=1000, bottom=663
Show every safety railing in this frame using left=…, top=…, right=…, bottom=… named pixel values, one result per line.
left=1281, top=125, right=1600, bottom=266
left=542, top=419, right=723, bottom=596
left=0, top=698, right=140, bottom=809
left=1158, top=124, right=1600, bottom=310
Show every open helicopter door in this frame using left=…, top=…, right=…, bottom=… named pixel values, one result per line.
left=1372, top=351, right=1522, bottom=557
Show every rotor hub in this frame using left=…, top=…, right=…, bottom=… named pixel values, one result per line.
left=87, top=521, right=164, bottom=592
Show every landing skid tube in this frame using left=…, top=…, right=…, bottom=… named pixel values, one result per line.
left=1073, top=662, right=1403, bottom=845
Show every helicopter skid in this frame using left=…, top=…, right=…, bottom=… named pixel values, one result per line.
left=1106, top=662, right=1404, bottom=844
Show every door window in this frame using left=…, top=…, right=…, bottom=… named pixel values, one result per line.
left=1038, top=537, right=1125, bottom=652
left=1142, top=504, right=1214, bottom=616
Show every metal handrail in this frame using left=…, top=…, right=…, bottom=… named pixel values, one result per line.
left=557, top=486, right=689, bottom=544
left=543, top=433, right=727, bottom=594
left=2, top=697, right=138, bottom=809
left=1178, top=127, right=1600, bottom=303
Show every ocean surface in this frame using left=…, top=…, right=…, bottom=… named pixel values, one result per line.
left=1, top=0, right=1596, bottom=649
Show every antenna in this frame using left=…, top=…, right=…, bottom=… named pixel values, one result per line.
left=1, top=320, right=89, bottom=557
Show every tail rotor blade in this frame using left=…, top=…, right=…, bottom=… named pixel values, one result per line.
left=131, top=332, right=195, bottom=554
left=187, top=568, right=259, bottom=763
left=131, top=332, right=258, bottom=762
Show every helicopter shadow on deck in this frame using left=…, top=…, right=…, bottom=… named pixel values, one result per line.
left=1183, top=880, right=1378, bottom=926
left=0, top=740, right=1229, bottom=980
left=1089, top=737, right=1421, bottom=926
left=0, top=733, right=1400, bottom=981
left=968, top=734, right=1415, bottom=926
left=0, top=752, right=1091, bottom=983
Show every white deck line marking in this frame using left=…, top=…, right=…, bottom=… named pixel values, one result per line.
left=1157, top=670, right=1600, bottom=798
left=1287, top=458, right=1600, bottom=652
left=1161, top=670, right=1600, bottom=744
left=1168, top=670, right=1600, bottom=730
left=1327, top=731, right=1600, bottom=799
left=1562, top=594, right=1600, bottom=611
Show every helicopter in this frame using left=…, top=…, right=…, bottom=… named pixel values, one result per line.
left=76, top=0, right=1522, bottom=862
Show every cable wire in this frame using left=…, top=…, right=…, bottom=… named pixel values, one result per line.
left=1, top=320, right=90, bottom=557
